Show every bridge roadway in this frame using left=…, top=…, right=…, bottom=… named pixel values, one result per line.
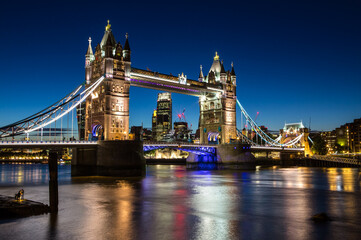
left=0, top=140, right=97, bottom=150
left=0, top=140, right=305, bottom=153
left=141, top=142, right=305, bottom=154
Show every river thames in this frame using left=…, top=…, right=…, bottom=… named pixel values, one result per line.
left=0, top=164, right=361, bottom=240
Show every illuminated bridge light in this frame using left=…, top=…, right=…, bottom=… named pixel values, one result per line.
left=130, top=79, right=199, bottom=93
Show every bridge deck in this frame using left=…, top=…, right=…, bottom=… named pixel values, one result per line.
left=130, top=68, right=223, bottom=96
left=0, top=141, right=97, bottom=149
left=0, top=140, right=305, bottom=153
left=311, top=155, right=361, bottom=166
left=143, top=142, right=304, bottom=152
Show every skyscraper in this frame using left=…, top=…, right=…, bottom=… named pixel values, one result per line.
left=152, top=93, right=172, bottom=141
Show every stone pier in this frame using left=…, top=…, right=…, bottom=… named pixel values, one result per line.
left=72, top=140, right=145, bottom=177
left=186, top=143, right=256, bottom=170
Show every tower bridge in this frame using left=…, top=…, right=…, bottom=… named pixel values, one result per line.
left=0, top=21, right=310, bottom=175
left=84, top=20, right=237, bottom=144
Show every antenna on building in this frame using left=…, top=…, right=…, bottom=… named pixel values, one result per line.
left=309, top=117, right=311, bottom=131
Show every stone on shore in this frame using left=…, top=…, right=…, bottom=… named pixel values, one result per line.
left=0, top=195, right=50, bottom=219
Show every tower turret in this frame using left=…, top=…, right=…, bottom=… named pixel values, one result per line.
left=220, top=60, right=226, bottom=83
left=105, top=34, right=114, bottom=58
left=85, top=37, right=94, bottom=67
left=85, top=37, right=94, bottom=84
left=123, top=33, right=131, bottom=62
left=206, top=52, right=221, bottom=82
left=198, top=65, right=204, bottom=82
left=230, top=62, right=236, bottom=85
left=100, top=20, right=116, bottom=57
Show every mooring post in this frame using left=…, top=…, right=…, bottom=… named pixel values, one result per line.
left=48, top=151, right=58, bottom=213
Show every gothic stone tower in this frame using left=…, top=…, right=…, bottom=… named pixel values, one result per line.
left=199, top=53, right=237, bottom=144
left=84, top=21, right=131, bottom=141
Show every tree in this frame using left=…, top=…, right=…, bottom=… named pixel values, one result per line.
left=334, top=143, right=345, bottom=153
left=311, top=135, right=328, bottom=155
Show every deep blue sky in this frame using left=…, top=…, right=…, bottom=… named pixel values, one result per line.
left=0, top=0, right=360, bottom=131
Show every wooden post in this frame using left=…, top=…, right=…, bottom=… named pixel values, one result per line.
left=48, top=151, right=58, bottom=213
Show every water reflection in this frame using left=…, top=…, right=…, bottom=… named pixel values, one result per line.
left=191, top=172, right=240, bottom=239
left=0, top=165, right=360, bottom=240
left=0, top=164, right=52, bottom=186
left=326, top=168, right=359, bottom=192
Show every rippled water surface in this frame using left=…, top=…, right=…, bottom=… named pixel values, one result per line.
left=1, top=164, right=361, bottom=240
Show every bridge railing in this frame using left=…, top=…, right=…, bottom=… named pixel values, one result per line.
left=311, top=155, right=361, bottom=166
left=143, top=141, right=219, bottom=147
left=0, top=140, right=98, bottom=145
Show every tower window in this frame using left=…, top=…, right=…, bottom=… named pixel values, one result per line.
left=210, top=102, right=215, bottom=109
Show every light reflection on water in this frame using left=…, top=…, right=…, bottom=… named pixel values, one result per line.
left=0, top=164, right=360, bottom=240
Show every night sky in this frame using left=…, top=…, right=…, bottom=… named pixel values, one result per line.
left=1, top=0, right=360, bottom=132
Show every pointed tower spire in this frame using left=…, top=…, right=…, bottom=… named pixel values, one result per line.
left=105, top=20, right=111, bottom=31
left=105, top=34, right=113, bottom=58
left=123, top=33, right=131, bottom=61
left=198, top=65, right=204, bottom=82
left=220, top=60, right=226, bottom=73
left=207, top=51, right=222, bottom=82
left=100, top=20, right=116, bottom=50
left=124, top=33, right=130, bottom=51
left=85, top=37, right=94, bottom=67
left=220, top=60, right=227, bottom=83
left=231, top=62, right=236, bottom=75
left=230, top=62, right=236, bottom=85
left=214, top=51, right=219, bottom=61
left=86, top=37, right=93, bottom=56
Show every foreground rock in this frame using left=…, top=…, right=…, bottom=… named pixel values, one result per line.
left=0, top=195, right=50, bottom=219
left=311, top=212, right=332, bottom=222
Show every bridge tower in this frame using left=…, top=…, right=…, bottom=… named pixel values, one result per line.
left=199, top=53, right=237, bottom=144
left=280, top=122, right=312, bottom=155
left=84, top=21, right=131, bottom=141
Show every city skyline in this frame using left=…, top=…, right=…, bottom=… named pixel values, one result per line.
left=1, top=1, right=361, bottom=132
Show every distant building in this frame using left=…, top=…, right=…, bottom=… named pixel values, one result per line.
left=320, top=131, right=336, bottom=153
left=152, top=93, right=172, bottom=141
left=174, top=121, right=191, bottom=141
left=129, top=126, right=143, bottom=141
left=349, top=118, right=361, bottom=153
left=335, top=125, right=349, bottom=152
left=334, top=118, right=361, bottom=153
left=151, top=110, right=157, bottom=139
left=259, top=125, right=268, bottom=133
left=142, top=128, right=153, bottom=141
